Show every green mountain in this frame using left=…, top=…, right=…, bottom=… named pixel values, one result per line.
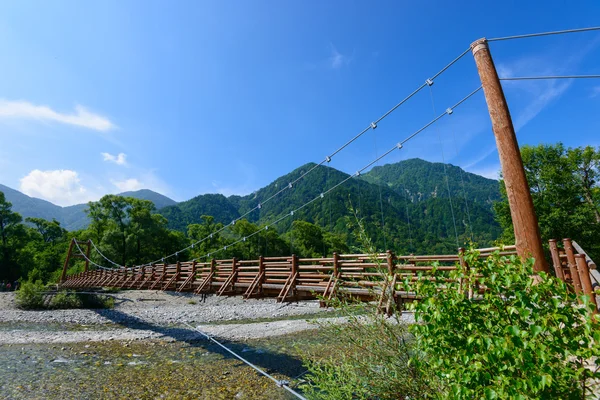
left=1, top=159, right=503, bottom=254
left=160, top=159, right=502, bottom=254
left=0, top=184, right=177, bottom=231
left=117, top=189, right=178, bottom=209
left=361, top=158, right=501, bottom=206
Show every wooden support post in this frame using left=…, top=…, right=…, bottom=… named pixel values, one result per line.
left=191, top=260, right=197, bottom=284
left=471, top=38, right=548, bottom=273
left=291, top=254, right=298, bottom=297
left=386, top=250, right=395, bottom=276
left=563, top=238, right=583, bottom=294
left=548, top=239, right=565, bottom=281
left=575, top=254, right=597, bottom=311
left=84, top=240, right=91, bottom=272
left=258, top=255, right=265, bottom=296
left=333, top=252, right=339, bottom=277
left=210, top=259, right=216, bottom=291
left=60, top=239, right=76, bottom=283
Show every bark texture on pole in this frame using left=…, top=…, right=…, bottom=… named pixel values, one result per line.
left=471, top=38, right=548, bottom=272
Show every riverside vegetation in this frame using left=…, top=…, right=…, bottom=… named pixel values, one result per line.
left=1, top=144, right=599, bottom=399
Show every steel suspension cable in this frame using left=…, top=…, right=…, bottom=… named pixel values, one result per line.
left=93, top=48, right=472, bottom=269
left=372, top=128, right=388, bottom=251
left=429, top=85, right=460, bottom=248
left=499, top=74, right=600, bottom=81
left=488, top=26, right=600, bottom=42
left=398, top=159, right=414, bottom=253
left=184, top=87, right=483, bottom=263
left=90, top=240, right=124, bottom=269
left=182, top=322, right=307, bottom=400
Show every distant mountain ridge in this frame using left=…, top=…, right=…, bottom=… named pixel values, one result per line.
left=158, top=159, right=502, bottom=253
left=0, top=185, right=178, bottom=231
left=0, top=159, right=503, bottom=253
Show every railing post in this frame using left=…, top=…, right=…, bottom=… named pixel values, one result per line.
left=333, top=252, right=339, bottom=277
left=209, top=259, right=216, bottom=291
left=191, top=260, right=197, bottom=285
left=575, top=254, right=597, bottom=311
left=548, top=239, right=565, bottom=281
left=258, top=255, right=265, bottom=295
left=292, top=254, right=298, bottom=296
left=386, top=250, right=395, bottom=276
left=563, top=238, right=583, bottom=295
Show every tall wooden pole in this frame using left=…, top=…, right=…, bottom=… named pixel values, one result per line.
left=471, top=38, right=548, bottom=273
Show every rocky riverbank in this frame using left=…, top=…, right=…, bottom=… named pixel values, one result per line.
left=0, top=290, right=341, bottom=343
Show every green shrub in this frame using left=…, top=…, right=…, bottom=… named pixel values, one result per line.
left=50, top=292, right=114, bottom=309
left=301, top=309, right=435, bottom=400
left=80, top=293, right=115, bottom=309
left=409, top=249, right=600, bottom=399
left=48, top=291, right=83, bottom=309
left=15, top=282, right=114, bottom=310
left=15, top=280, right=46, bottom=310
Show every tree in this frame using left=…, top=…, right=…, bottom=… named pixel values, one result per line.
left=86, top=195, right=186, bottom=267
left=494, top=143, right=600, bottom=261
left=26, top=217, right=66, bottom=243
left=0, top=192, right=27, bottom=280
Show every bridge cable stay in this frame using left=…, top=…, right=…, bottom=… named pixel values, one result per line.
left=398, top=157, right=414, bottom=253
left=73, top=241, right=113, bottom=271
left=80, top=27, right=599, bottom=270
left=499, top=75, right=600, bottom=81
left=487, top=26, right=600, bottom=42
left=90, top=239, right=125, bottom=269
left=89, top=47, right=472, bottom=270
left=428, top=84, right=460, bottom=248
left=81, top=86, right=483, bottom=271
left=174, top=86, right=484, bottom=264
left=450, top=122, right=474, bottom=243
left=372, top=124, right=388, bottom=251
left=181, top=322, right=307, bottom=400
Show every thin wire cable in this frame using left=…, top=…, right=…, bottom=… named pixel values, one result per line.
left=451, top=128, right=474, bottom=242
left=90, top=240, right=124, bottom=269
left=429, top=86, right=460, bottom=248
left=83, top=84, right=482, bottom=269
left=182, top=86, right=482, bottom=263
left=74, top=241, right=114, bottom=271
left=182, top=322, right=307, bottom=400
left=488, top=26, right=600, bottom=42
left=113, top=47, right=473, bottom=268
left=372, top=129, right=388, bottom=251
left=499, top=74, right=600, bottom=80
left=398, top=159, right=414, bottom=253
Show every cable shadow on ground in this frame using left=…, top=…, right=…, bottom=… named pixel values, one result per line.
left=92, top=307, right=307, bottom=379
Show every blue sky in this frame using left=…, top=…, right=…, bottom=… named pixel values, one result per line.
left=0, top=0, right=599, bottom=206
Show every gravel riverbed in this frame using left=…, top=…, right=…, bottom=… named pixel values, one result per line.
left=0, top=291, right=343, bottom=343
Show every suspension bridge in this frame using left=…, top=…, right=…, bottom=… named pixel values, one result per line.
left=59, top=27, right=600, bottom=308
left=52, top=26, right=600, bottom=399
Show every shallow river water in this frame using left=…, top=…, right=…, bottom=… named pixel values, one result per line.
left=0, top=328, right=318, bottom=399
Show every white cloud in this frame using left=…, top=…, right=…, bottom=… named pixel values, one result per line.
left=466, top=164, right=501, bottom=180
left=111, top=178, right=143, bottom=192
left=328, top=44, right=350, bottom=69
left=20, top=169, right=98, bottom=206
left=0, top=100, right=114, bottom=131
left=591, top=86, right=600, bottom=98
left=101, top=152, right=127, bottom=166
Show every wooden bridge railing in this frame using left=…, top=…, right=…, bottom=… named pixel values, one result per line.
left=549, top=238, right=598, bottom=310
left=60, top=245, right=520, bottom=308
